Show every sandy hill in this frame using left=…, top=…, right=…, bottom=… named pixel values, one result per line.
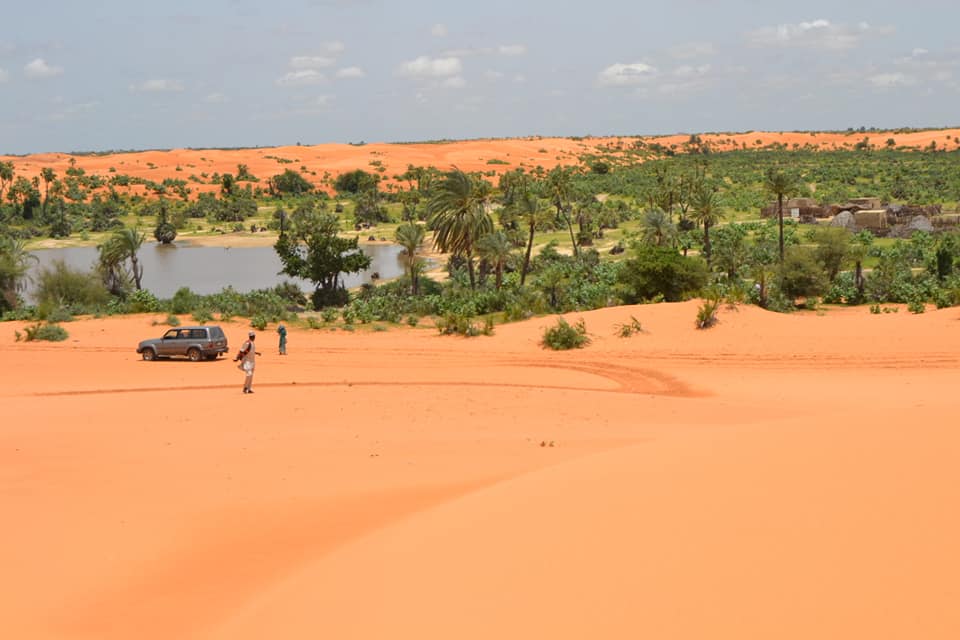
left=3, top=301, right=960, bottom=638
left=3, top=129, right=959, bottom=198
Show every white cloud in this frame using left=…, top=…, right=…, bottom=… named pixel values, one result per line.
left=441, top=44, right=527, bottom=57
left=498, top=44, right=527, bottom=56
left=483, top=70, right=504, bottom=81
left=203, top=92, right=229, bottom=103
left=656, top=64, right=714, bottom=95
left=398, top=56, right=462, bottom=77
left=442, top=75, right=466, bottom=88
left=597, top=62, right=658, bottom=86
left=130, top=78, right=185, bottom=92
left=290, top=55, right=335, bottom=69
left=276, top=69, right=325, bottom=86
left=869, top=72, right=914, bottom=88
left=512, top=73, right=526, bottom=84
left=431, top=23, right=448, bottom=37
left=0, top=67, right=8, bottom=83
left=890, top=47, right=958, bottom=87
left=336, top=66, right=365, bottom=79
left=674, top=64, right=712, bottom=79
left=322, top=41, right=345, bottom=54
left=746, top=19, right=893, bottom=50
left=24, top=58, right=63, bottom=79
left=669, top=42, right=716, bottom=59
left=47, top=100, right=99, bottom=121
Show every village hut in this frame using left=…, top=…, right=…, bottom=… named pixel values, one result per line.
left=853, top=209, right=888, bottom=232
left=760, top=197, right=824, bottom=221
left=829, top=210, right=857, bottom=231
left=848, top=196, right=883, bottom=210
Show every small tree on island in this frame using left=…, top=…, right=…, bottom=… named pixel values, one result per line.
left=153, top=199, right=177, bottom=244
left=274, top=203, right=371, bottom=309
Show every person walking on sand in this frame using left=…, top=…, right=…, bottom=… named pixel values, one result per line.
left=235, top=331, right=261, bottom=394
left=277, top=322, right=287, bottom=355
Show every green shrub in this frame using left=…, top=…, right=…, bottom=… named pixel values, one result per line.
left=777, top=247, right=827, bottom=300
left=405, top=315, right=419, bottom=327
left=171, top=287, right=198, bottom=315
left=164, top=314, right=181, bottom=326
left=192, top=308, right=214, bottom=324
left=35, top=260, right=109, bottom=310
left=907, top=300, right=926, bottom=314
left=128, top=289, right=162, bottom=313
left=250, top=314, right=268, bottom=330
left=435, top=311, right=492, bottom=337
left=21, top=322, right=69, bottom=342
left=618, top=245, right=708, bottom=303
left=541, top=317, right=590, bottom=350
left=45, top=307, right=74, bottom=323
left=615, top=316, right=644, bottom=337
left=1, top=306, right=37, bottom=322
left=696, top=298, right=720, bottom=329
left=321, top=307, right=339, bottom=323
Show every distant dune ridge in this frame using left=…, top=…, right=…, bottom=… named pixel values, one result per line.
left=4, top=301, right=960, bottom=638
left=3, top=128, right=960, bottom=198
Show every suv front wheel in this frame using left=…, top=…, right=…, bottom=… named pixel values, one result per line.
left=142, top=347, right=157, bottom=361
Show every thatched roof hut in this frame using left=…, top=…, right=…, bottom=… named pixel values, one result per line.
left=853, top=209, right=888, bottom=231
left=830, top=211, right=857, bottom=231
left=760, top=197, right=825, bottom=220
left=848, top=196, right=883, bottom=210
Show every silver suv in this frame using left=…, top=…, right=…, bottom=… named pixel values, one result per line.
left=137, top=325, right=229, bottom=361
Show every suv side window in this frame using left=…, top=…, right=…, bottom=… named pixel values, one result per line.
left=190, top=329, right=206, bottom=339
left=163, top=329, right=179, bottom=340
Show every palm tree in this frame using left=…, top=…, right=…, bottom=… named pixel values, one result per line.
left=427, top=168, right=493, bottom=289
left=40, top=167, right=56, bottom=214
left=0, top=161, right=13, bottom=207
left=511, top=185, right=549, bottom=285
left=690, top=185, right=725, bottom=266
left=763, top=167, right=797, bottom=263
left=476, top=230, right=513, bottom=290
left=639, top=209, right=677, bottom=247
left=394, top=221, right=427, bottom=294
left=0, top=236, right=37, bottom=311
left=97, top=236, right=131, bottom=298
left=108, top=227, right=145, bottom=290
left=546, top=166, right=579, bottom=258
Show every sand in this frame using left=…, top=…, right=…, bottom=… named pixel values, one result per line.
left=3, top=301, right=959, bottom=638
left=4, top=129, right=959, bottom=198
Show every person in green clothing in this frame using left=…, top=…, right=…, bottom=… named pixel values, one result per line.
left=277, top=322, right=287, bottom=355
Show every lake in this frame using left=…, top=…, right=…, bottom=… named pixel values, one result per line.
left=27, top=241, right=405, bottom=301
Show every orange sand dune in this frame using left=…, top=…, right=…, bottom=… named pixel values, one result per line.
left=3, top=128, right=959, bottom=198
left=3, top=302, right=960, bottom=638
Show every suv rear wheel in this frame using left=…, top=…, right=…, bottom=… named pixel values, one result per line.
left=187, top=347, right=203, bottom=362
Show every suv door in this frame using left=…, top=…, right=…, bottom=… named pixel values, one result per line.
left=158, top=329, right=181, bottom=356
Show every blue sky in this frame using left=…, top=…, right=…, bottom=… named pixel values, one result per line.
left=1, top=0, right=957, bottom=154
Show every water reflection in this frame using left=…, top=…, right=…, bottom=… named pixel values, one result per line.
left=27, top=241, right=404, bottom=301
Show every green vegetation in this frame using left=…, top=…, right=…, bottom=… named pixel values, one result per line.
left=17, top=322, right=69, bottom=342
left=541, top=317, right=590, bottom=350
left=4, top=138, right=960, bottom=332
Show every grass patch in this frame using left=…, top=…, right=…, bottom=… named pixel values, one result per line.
left=17, top=322, right=69, bottom=342
left=541, top=317, right=590, bottom=350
